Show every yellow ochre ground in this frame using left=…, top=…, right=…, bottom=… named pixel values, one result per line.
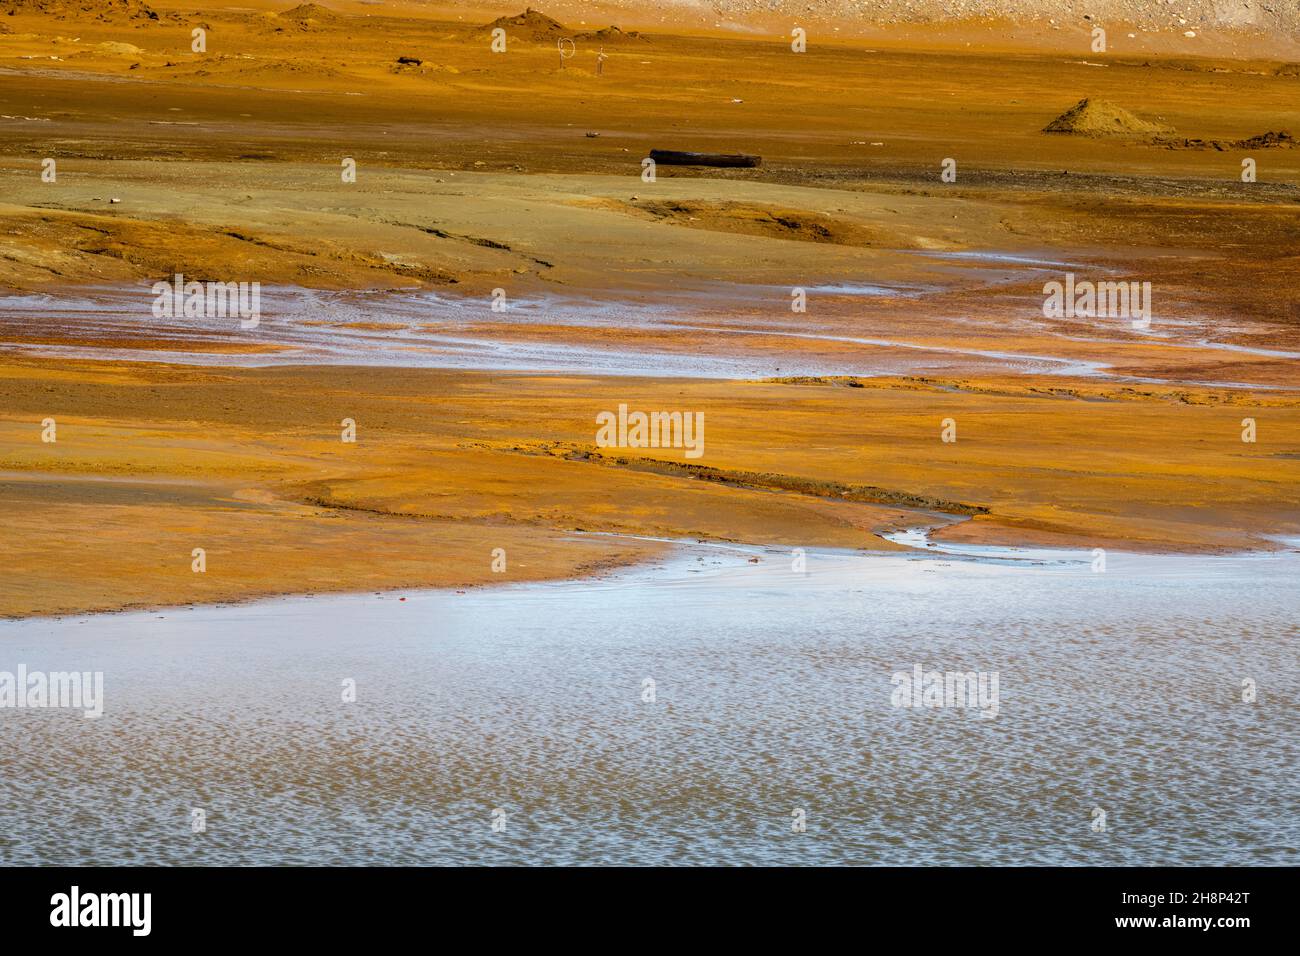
left=0, top=3, right=1297, bottom=616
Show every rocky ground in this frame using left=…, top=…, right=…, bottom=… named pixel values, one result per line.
left=422, top=0, right=1300, bottom=42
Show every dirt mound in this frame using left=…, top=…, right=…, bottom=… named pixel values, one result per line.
left=577, top=25, right=647, bottom=43
left=95, top=40, right=144, bottom=56
left=1237, top=130, right=1296, bottom=149
left=1042, top=98, right=1173, bottom=138
left=272, top=3, right=341, bottom=30
left=277, top=3, right=338, bottom=21
left=0, top=0, right=158, bottom=19
left=1157, top=130, right=1296, bottom=150
left=481, top=7, right=568, bottom=40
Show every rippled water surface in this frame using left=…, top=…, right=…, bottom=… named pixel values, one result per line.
left=1, top=542, right=1296, bottom=865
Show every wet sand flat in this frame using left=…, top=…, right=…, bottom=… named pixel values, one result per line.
left=3, top=353, right=1298, bottom=617
left=3, top=541, right=1296, bottom=865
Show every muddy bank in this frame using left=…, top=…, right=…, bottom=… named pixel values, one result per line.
left=3, top=355, right=1298, bottom=617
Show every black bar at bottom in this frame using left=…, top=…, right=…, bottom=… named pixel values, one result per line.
left=0, top=866, right=1283, bottom=942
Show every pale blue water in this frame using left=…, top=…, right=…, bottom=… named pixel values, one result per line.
left=6, top=286, right=1290, bottom=387
left=1, top=540, right=1296, bottom=865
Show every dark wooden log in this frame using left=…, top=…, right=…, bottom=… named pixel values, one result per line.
left=648, top=149, right=762, bottom=168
